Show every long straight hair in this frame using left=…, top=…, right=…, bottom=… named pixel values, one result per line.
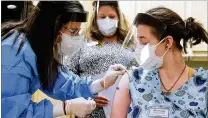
left=1, top=1, right=85, bottom=90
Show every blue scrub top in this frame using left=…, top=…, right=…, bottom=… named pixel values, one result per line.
left=1, top=31, right=96, bottom=118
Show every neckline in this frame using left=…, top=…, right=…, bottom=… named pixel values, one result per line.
left=155, top=67, right=197, bottom=97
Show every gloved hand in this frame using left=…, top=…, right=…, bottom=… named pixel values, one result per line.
left=65, top=97, right=96, bottom=117
left=90, top=64, right=127, bottom=94
left=102, top=64, right=127, bottom=89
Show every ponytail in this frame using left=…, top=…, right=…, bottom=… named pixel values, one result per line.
left=183, top=17, right=208, bottom=53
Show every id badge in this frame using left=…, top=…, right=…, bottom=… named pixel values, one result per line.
left=148, top=101, right=171, bottom=118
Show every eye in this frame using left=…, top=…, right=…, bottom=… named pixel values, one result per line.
left=137, top=37, right=147, bottom=45
left=64, top=27, right=80, bottom=36
left=141, top=39, right=147, bottom=45
left=101, top=16, right=106, bottom=19
left=109, top=16, right=115, bottom=19
left=71, top=29, right=80, bottom=36
left=98, top=14, right=106, bottom=19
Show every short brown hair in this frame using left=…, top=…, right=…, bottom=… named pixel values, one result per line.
left=136, top=7, right=208, bottom=53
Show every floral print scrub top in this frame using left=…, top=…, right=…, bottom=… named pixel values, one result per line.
left=127, top=67, right=208, bottom=118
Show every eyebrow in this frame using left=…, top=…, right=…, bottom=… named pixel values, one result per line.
left=70, top=28, right=80, bottom=30
left=98, top=13, right=105, bottom=15
left=109, top=13, right=116, bottom=15
left=64, top=27, right=79, bottom=30
left=138, top=36, right=146, bottom=39
left=98, top=13, right=116, bottom=16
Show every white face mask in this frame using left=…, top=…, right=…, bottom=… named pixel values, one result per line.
left=58, top=32, right=84, bottom=55
left=134, top=38, right=169, bottom=70
left=97, top=17, right=118, bottom=36
left=134, top=42, right=145, bottom=64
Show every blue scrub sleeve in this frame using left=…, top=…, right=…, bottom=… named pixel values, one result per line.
left=41, top=66, right=97, bottom=101
left=1, top=64, right=53, bottom=118
left=2, top=93, right=53, bottom=118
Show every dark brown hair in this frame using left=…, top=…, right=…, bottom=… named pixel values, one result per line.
left=87, top=1, right=130, bottom=45
left=1, top=1, right=85, bottom=90
left=143, top=7, right=208, bottom=53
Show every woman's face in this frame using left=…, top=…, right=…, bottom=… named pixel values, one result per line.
left=137, top=24, right=167, bottom=57
left=97, top=6, right=118, bottom=20
left=56, top=22, right=81, bottom=43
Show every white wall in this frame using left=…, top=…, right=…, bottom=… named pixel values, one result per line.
left=81, top=1, right=207, bottom=31
left=119, top=1, right=207, bottom=30
left=81, top=1, right=207, bottom=51
left=119, top=1, right=207, bottom=51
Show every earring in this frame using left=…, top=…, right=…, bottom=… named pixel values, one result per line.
left=165, top=45, right=168, bottom=49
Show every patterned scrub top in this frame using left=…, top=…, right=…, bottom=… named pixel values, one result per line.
left=66, top=41, right=137, bottom=118
left=128, top=67, right=208, bottom=118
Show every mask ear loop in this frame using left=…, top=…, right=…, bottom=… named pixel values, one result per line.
left=162, top=47, right=169, bottom=57
left=162, top=38, right=170, bottom=57
left=155, top=37, right=169, bottom=57
left=155, top=37, right=166, bottom=47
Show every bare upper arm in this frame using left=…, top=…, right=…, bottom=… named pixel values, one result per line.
left=111, top=72, right=131, bottom=118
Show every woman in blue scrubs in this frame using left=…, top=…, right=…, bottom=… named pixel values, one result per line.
left=111, top=7, right=208, bottom=118
left=1, top=1, right=126, bottom=118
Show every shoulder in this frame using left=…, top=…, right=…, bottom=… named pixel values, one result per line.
left=194, top=67, right=208, bottom=77
left=118, top=72, right=130, bottom=89
left=191, top=67, right=208, bottom=86
left=2, top=31, right=26, bottom=64
left=85, top=41, right=100, bottom=50
left=2, top=30, right=37, bottom=76
left=86, top=39, right=99, bottom=47
left=129, top=67, right=156, bottom=80
left=2, top=30, right=33, bottom=53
